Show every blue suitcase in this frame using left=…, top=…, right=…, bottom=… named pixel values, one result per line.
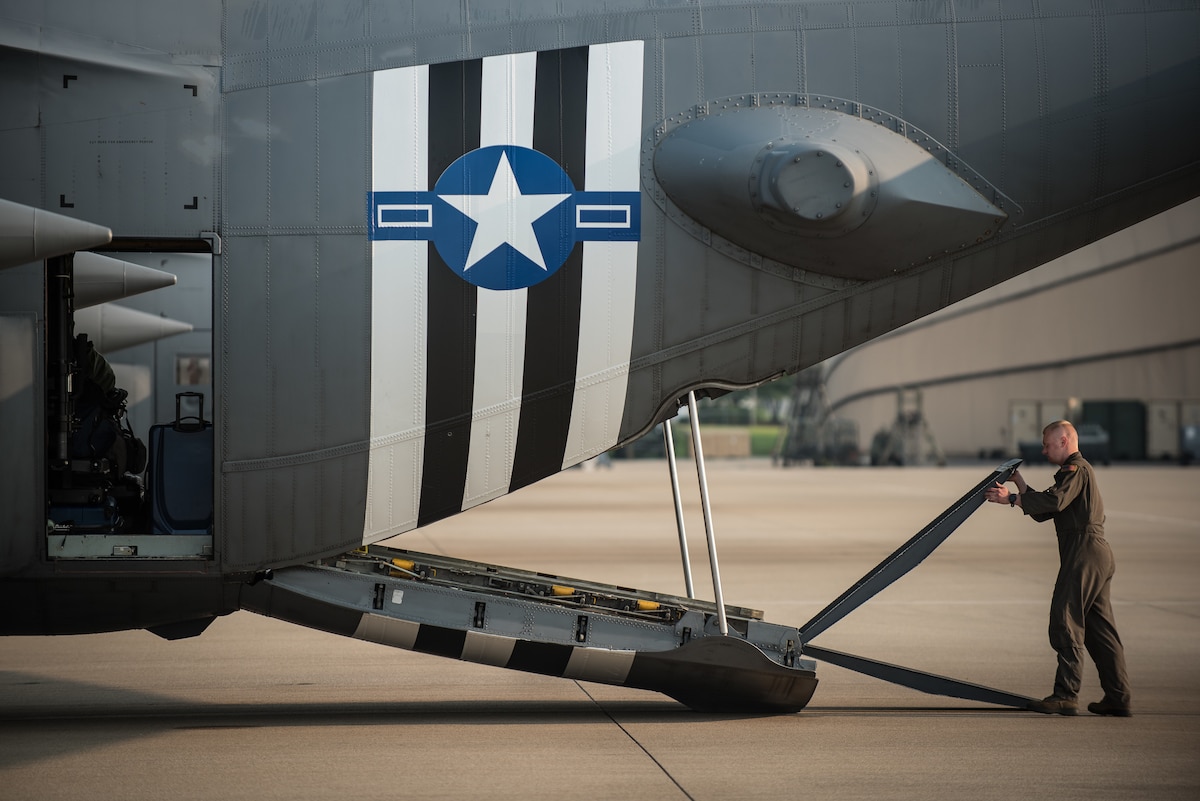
left=147, top=392, right=213, bottom=536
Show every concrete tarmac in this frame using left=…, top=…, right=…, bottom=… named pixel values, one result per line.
left=2, top=460, right=1198, bottom=800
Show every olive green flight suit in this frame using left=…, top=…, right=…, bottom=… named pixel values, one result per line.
left=1019, top=452, right=1131, bottom=705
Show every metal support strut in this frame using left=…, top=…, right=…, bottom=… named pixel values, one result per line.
left=662, top=418, right=695, bottom=599
left=687, top=391, right=729, bottom=636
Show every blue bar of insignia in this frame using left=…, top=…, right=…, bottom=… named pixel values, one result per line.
left=370, top=192, right=435, bottom=240
left=369, top=191, right=640, bottom=243
left=572, top=192, right=640, bottom=241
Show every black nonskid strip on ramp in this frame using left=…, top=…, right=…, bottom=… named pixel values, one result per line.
left=798, top=459, right=1022, bottom=643
left=803, top=644, right=1036, bottom=709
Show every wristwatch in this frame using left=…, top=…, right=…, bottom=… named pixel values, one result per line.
left=1009, top=493, right=1018, bottom=507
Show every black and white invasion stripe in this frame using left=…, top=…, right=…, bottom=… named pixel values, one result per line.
left=365, top=43, right=644, bottom=541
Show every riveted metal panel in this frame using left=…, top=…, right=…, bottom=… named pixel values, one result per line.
left=220, top=64, right=372, bottom=569
left=0, top=129, right=40, bottom=208
left=896, top=24, right=950, bottom=144
left=221, top=234, right=270, bottom=462
left=313, top=235, right=370, bottom=443
left=955, top=19, right=1005, bottom=181
left=260, top=233, right=323, bottom=444
left=701, top=32, right=756, bottom=98
left=268, top=82, right=319, bottom=231
left=804, top=26, right=857, bottom=100
left=224, top=88, right=272, bottom=231
left=656, top=6, right=703, bottom=38
left=661, top=34, right=702, bottom=107
left=1042, top=13, right=1097, bottom=209
left=895, top=2, right=954, bottom=25
left=956, top=0, right=1004, bottom=20
left=34, top=0, right=222, bottom=61
left=844, top=286, right=878, bottom=347
left=801, top=3, right=850, bottom=29
left=38, top=61, right=218, bottom=236
left=856, top=25, right=902, bottom=114
left=1145, top=10, right=1200, bottom=179
left=1100, top=12, right=1149, bottom=194
left=998, top=16, right=1043, bottom=216
left=752, top=29, right=802, bottom=91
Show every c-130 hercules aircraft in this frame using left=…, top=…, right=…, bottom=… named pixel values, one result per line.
left=2, top=1, right=1197, bottom=712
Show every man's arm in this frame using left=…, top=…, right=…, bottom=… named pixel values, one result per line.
left=1020, top=464, right=1085, bottom=521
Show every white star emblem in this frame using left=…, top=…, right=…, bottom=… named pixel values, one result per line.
left=439, top=151, right=570, bottom=272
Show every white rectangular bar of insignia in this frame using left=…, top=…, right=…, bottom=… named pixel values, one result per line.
left=462, top=52, right=536, bottom=510
left=576, top=204, right=631, bottom=229
left=365, top=65, right=428, bottom=540
left=563, top=40, right=644, bottom=467
left=376, top=203, right=433, bottom=228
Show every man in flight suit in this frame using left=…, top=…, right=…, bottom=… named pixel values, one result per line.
left=985, top=420, right=1132, bottom=716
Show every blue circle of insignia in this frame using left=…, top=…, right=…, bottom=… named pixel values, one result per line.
left=432, top=145, right=578, bottom=291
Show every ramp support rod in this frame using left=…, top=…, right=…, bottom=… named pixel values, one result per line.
left=663, top=419, right=696, bottom=599
left=687, top=391, right=729, bottom=636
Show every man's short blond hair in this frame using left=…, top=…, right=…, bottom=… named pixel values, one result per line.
left=1043, top=420, right=1078, bottom=441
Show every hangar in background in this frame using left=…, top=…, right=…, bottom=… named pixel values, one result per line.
left=823, top=198, right=1200, bottom=462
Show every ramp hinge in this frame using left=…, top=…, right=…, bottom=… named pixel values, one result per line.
left=372, top=583, right=385, bottom=610
left=473, top=601, right=486, bottom=628
left=575, top=615, right=589, bottom=643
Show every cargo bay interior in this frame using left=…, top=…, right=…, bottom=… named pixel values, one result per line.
left=43, top=245, right=215, bottom=560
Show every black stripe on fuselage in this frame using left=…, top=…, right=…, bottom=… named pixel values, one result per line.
left=509, top=47, right=589, bottom=491
left=418, top=59, right=482, bottom=527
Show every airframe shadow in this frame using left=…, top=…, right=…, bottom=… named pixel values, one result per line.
left=0, top=670, right=1035, bottom=771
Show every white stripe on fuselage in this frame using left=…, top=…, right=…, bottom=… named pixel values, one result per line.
left=563, top=40, right=644, bottom=467
left=461, top=52, right=537, bottom=511
left=365, top=65, right=428, bottom=540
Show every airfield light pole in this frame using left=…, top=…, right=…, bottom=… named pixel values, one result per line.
left=662, top=419, right=696, bottom=599
left=687, top=391, right=729, bottom=636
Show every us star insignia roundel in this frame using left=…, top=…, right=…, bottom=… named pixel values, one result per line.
left=368, top=52, right=641, bottom=291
